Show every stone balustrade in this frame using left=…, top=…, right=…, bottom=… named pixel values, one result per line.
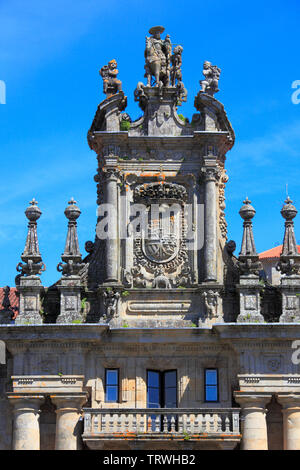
left=83, top=408, right=240, bottom=438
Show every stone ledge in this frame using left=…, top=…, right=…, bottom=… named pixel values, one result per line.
left=11, top=375, right=84, bottom=393
left=238, top=374, right=300, bottom=392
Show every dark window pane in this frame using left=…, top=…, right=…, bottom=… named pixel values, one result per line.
left=148, top=371, right=159, bottom=388
left=164, top=371, right=177, bottom=408
left=164, top=370, right=176, bottom=388
left=164, top=388, right=177, bottom=408
left=206, top=385, right=218, bottom=402
left=106, top=369, right=118, bottom=385
left=147, top=388, right=160, bottom=408
left=206, top=369, right=217, bottom=385
left=106, top=385, right=118, bottom=402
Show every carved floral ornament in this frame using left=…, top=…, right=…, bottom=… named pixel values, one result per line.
left=218, top=171, right=229, bottom=239
left=134, top=182, right=187, bottom=203
left=201, top=166, right=221, bottom=182
left=103, top=168, right=121, bottom=182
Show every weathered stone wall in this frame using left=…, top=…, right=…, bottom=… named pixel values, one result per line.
left=1, top=324, right=300, bottom=449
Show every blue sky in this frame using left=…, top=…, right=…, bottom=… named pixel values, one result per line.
left=0, top=0, right=300, bottom=287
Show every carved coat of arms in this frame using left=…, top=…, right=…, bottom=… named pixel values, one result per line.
left=142, top=225, right=179, bottom=264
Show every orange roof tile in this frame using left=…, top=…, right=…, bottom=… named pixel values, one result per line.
left=259, top=245, right=300, bottom=260
left=0, top=287, right=19, bottom=319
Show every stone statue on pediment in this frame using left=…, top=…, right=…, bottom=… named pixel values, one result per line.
left=200, top=61, right=221, bottom=96
left=144, top=26, right=171, bottom=87
left=170, top=45, right=183, bottom=86
left=100, top=59, right=122, bottom=97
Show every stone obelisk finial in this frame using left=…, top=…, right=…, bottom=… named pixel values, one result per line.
left=15, top=199, right=45, bottom=325
left=237, top=198, right=262, bottom=275
left=236, top=198, right=264, bottom=323
left=56, top=198, right=85, bottom=324
left=16, top=199, right=45, bottom=276
left=277, top=197, right=300, bottom=322
left=277, top=197, right=300, bottom=275
left=57, top=198, right=84, bottom=276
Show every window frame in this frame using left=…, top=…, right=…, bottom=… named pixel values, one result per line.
left=104, top=368, right=119, bottom=403
left=204, top=368, right=219, bottom=403
left=146, top=369, right=177, bottom=408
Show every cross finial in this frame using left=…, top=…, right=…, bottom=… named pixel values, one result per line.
left=68, top=197, right=77, bottom=205
left=284, top=196, right=293, bottom=205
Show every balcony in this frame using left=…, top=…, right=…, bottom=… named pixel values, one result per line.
left=82, top=408, right=241, bottom=450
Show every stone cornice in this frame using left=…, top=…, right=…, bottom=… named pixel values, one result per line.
left=2, top=323, right=300, bottom=343
left=214, top=323, right=300, bottom=341
left=92, top=131, right=232, bottom=155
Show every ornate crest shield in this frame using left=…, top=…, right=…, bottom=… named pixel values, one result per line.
left=142, top=226, right=179, bottom=264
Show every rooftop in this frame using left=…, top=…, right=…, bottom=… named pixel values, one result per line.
left=0, top=287, right=19, bottom=320
left=259, top=245, right=300, bottom=260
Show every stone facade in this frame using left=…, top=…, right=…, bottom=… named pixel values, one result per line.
left=0, top=26, right=300, bottom=450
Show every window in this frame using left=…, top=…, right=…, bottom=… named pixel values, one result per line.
left=205, top=368, right=218, bottom=402
left=147, top=370, right=177, bottom=408
left=147, top=370, right=177, bottom=431
left=105, top=369, right=119, bottom=403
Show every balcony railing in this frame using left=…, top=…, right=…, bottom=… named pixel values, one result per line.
left=83, top=408, right=240, bottom=439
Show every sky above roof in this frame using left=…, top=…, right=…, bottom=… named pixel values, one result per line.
left=0, top=0, right=300, bottom=287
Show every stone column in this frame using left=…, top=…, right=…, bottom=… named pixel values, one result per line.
left=8, top=394, right=44, bottom=450
left=104, top=168, right=120, bottom=283
left=277, top=394, right=300, bottom=450
left=234, top=392, right=272, bottom=450
left=202, top=159, right=218, bottom=282
left=51, top=393, right=87, bottom=450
